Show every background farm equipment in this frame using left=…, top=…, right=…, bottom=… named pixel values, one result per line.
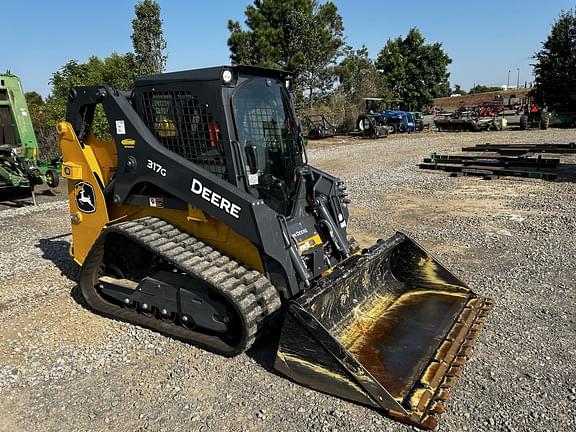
left=380, top=99, right=417, bottom=133
left=411, top=111, right=425, bottom=131
left=0, top=73, right=60, bottom=200
left=356, top=112, right=390, bottom=138
left=475, top=101, right=505, bottom=117
left=519, top=99, right=549, bottom=130
left=382, top=109, right=415, bottom=133
left=358, top=98, right=418, bottom=135
left=549, top=112, right=576, bottom=128
left=302, top=114, right=337, bottom=139
left=382, top=100, right=425, bottom=132
left=434, top=108, right=507, bottom=132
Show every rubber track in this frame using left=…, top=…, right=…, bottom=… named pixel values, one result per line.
left=80, top=216, right=281, bottom=356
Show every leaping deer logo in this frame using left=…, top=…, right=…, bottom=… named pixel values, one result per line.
left=75, top=182, right=96, bottom=213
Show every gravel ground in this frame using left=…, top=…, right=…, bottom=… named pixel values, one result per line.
left=1, top=129, right=575, bottom=432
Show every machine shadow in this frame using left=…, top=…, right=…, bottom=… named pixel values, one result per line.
left=0, top=189, right=34, bottom=207
left=0, top=188, right=58, bottom=207
left=36, top=234, right=88, bottom=308
left=37, top=235, right=77, bottom=280
left=246, top=324, right=284, bottom=374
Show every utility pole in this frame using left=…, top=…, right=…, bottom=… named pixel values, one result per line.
left=507, top=70, right=511, bottom=88
left=516, top=68, right=520, bottom=89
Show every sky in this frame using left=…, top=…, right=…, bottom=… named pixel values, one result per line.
left=2, top=0, right=573, bottom=97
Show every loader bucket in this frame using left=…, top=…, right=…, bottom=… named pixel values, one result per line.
left=275, top=232, right=492, bottom=430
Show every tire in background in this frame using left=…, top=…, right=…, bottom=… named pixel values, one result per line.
left=46, top=169, right=60, bottom=188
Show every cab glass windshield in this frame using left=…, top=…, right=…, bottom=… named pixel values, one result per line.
left=233, top=78, right=302, bottom=215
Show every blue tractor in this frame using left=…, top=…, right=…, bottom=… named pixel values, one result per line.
left=357, top=98, right=416, bottom=135
left=382, top=109, right=415, bottom=133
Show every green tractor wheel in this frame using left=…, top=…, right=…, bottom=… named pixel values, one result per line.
left=540, top=115, right=550, bottom=130
left=46, top=169, right=60, bottom=188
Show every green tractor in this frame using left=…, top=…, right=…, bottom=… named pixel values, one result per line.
left=0, top=73, right=60, bottom=199
left=549, top=111, right=576, bottom=128
left=410, top=111, right=425, bottom=131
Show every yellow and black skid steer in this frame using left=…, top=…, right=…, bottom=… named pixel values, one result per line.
left=58, top=66, right=492, bottom=430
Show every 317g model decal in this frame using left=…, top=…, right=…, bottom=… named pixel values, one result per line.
left=147, top=160, right=166, bottom=176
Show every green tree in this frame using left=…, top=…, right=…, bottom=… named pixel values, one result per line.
left=25, top=92, right=44, bottom=130
left=532, top=8, right=576, bottom=111
left=452, top=84, right=466, bottom=95
left=45, top=53, right=137, bottom=138
left=33, top=1, right=166, bottom=155
left=228, top=0, right=344, bottom=108
left=25, top=91, right=43, bottom=107
left=131, top=0, right=167, bottom=76
left=469, top=84, right=501, bottom=94
left=228, top=0, right=311, bottom=68
left=24, top=91, right=61, bottom=159
left=49, top=54, right=137, bottom=103
left=375, top=28, right=451, bottom=110
left=334, top=46, right=382, bottom=103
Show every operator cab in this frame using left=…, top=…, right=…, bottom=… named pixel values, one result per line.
left=134, top=66, right=304, bottom=216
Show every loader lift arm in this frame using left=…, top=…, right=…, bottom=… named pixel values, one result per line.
left=63, top=84, right=303, bottom=298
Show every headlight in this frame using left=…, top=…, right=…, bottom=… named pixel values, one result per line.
left=222, top=69, right=233, bottom=83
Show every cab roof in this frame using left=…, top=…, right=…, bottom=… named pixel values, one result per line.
left=137, top=65, right=292, bottom=86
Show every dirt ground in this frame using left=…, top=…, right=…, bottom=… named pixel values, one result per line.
left=0, top=129, right=575, bottom=432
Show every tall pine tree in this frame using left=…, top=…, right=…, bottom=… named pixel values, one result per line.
left=228, top=0, right=344, bottom=108
left=131, top=0, right=168, bottom=76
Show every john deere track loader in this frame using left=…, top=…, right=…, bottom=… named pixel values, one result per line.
left=59, top=66, right=492, bottom=430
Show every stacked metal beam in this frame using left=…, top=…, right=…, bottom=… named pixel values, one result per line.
left=418, top=143, right=575, bottom=180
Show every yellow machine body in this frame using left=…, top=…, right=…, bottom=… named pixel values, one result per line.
left=58, top=121, right=263, bottom=272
